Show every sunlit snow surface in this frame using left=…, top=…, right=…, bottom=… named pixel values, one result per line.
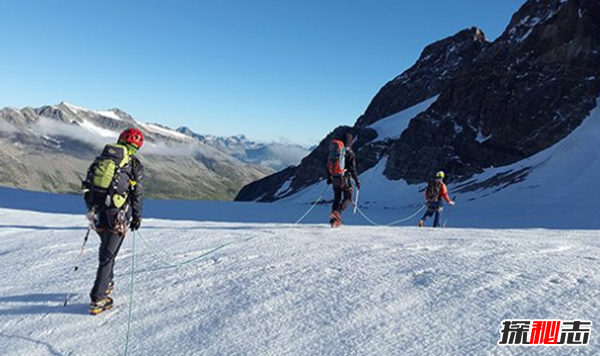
left=0, top=207, right=599, bottom=356
left=0, top=95, right=599, bottom=356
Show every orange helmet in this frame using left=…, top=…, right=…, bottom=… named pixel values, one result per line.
left=118, top=128, right=145, bottom=148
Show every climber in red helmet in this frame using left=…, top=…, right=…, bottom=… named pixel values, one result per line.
left=82, top=128, right=146, bottom=315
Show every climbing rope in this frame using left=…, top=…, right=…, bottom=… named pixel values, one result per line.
left=124, top=232, right=137, bottom=356
left=386, top=205, right=426, bottom=226
left=353, top=203, right=426, bottom=227
left=137, top=230, right=257, bottom=268
left=354, top=205, right=380, bottom=226
left=116, top=187, right=429, bottom=355
left=293, top=185, right=328, bottom=225
left=122, top=230, right=261, bottom=355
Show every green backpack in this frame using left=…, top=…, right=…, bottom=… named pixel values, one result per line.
left=90, top=144, right=131, bottom=208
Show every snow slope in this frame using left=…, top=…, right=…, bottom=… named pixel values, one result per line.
left=278, top=98, right=600, bottom=230
left=368, top=96, right=438, bottom=141
left=0, top=207, right=599, bottom=356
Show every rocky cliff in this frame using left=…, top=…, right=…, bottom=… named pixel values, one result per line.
left=236, top=0, right=600, bottom=202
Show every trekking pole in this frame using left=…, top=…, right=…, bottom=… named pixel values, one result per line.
left=63, top=208, right=96, bottom=307
left=353, top=189, right=360, bottom=215
left=63, top=226, right=92, bottom=307
left=443, top=196, right=457, bottom=228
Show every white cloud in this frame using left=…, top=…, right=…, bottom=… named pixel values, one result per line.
left=33, top=117, right=111, bottom=148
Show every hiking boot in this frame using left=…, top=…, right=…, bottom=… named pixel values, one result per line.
left=90, top=296, right=114, bottom=315
left=332, top=211, right=342, bottom=222
left=329, top=211, right=342, bottom=227
left=418, top=220, right=425, bottom=227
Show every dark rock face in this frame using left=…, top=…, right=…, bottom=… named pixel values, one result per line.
left=237, top=27, right=490, bottom=202
left=235, top=166, right=295, bottom=202
left=356, top=27, right=490, bottom=128
left=236, top=125, right=355, bottom=202
left=236, top=27, right=490, bottom=202
left=236, top=0, right=600, bottom=202
left=385, top=0, right=600, bottom=183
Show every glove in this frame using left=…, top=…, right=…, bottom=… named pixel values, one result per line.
left=449, top=201, right=456, bottom=206
left=130, top=218, right=142, bottom=231
left=86, top=208, right=98, bottom=227
left=326, top=176, right=332, bottom=185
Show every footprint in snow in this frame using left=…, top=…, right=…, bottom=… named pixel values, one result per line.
left=412, top=271, right=435, bottom=287
left=548, top=277, right=561, bottom=284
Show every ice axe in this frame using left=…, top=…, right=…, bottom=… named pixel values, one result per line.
left=63, top=227, right=91, bottom=306
left=63, top=208, right=96, bottom=307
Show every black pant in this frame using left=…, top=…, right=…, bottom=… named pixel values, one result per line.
left=421, top=201, right=443, bottom=227
left=332, top=176, right=353, bottom=214
left=90, top=230, right=125, bottom=302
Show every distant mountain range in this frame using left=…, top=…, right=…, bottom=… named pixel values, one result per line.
left=236, top=0, right=600, bottom=204
left=0, top=102, right=310, bottom=200
left=175, top=127, right=310, bottom=172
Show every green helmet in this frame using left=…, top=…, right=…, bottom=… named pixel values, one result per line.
left=436, top=171, right=445, bottom=179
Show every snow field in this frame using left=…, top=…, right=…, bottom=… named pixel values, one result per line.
left=0, top=208, right=599, bottom=355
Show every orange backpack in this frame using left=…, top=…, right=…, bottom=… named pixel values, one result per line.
left=328, top=140, right=346, bottom=177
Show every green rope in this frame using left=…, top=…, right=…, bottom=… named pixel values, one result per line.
left=124, top=232, right=136, bottom=356
left=122, top=230, right=259, bottom=355
left=138, top=230, right=256, bottom=268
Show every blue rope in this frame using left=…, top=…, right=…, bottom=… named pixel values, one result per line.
left=137, top=230, right=257, bottom=268
left=124, top=232, right=136, bottom=356
left=119, top=190, right=425, bottom=355
left=123, top=231, right=258, bottom=356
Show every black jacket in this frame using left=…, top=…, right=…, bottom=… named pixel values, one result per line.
left=344, top=148, right=359, bottom=185
left=84, top=155, right=145, bottom=222
left=125, top=156, right=145, bottom=221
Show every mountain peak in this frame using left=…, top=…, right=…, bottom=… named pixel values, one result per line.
left=417, top=26, right=488, bottom=63
left=236, top=0, right=600, bottom=203
left=471, top=26, right=487, bottom=41
left=356, top=27, right=490, bottom=128
left=176, top=126, right=194, bottom=135
left=57, top=101, right=86, bottom=113
left=501, top=0, right=579, bottom=45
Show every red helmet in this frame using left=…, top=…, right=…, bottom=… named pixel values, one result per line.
left=118, top=128, right=145, bottom=148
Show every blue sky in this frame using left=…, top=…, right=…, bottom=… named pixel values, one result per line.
left=0, top=0, right=525, bottom=145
